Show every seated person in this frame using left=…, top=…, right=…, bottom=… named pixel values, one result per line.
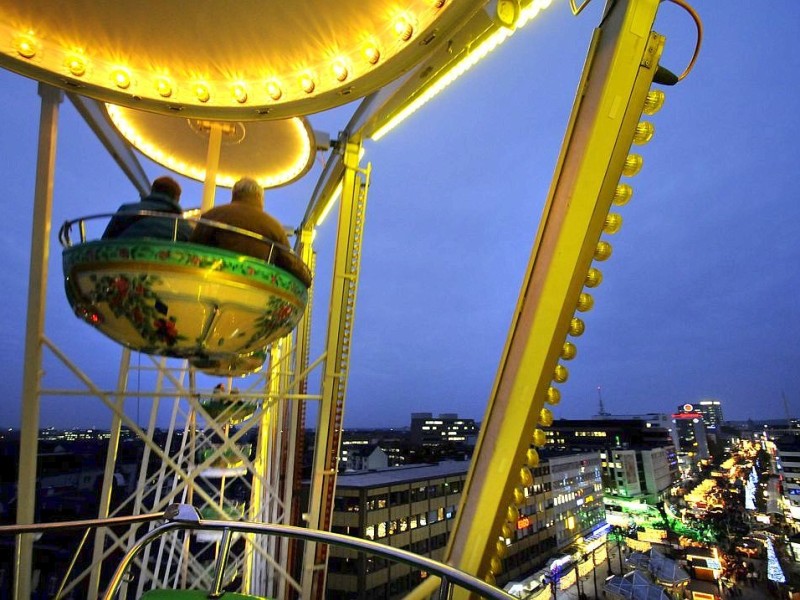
left=102, top=176, right=193, bottom=241
left=190, top=177, right=311, bottom=286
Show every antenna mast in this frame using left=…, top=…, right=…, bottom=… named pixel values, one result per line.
left=597, top=386, right=610, bottom=416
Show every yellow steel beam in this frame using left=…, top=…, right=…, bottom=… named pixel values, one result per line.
left=302, top=139, right=371, bottom=599
left=444, top=0, right=667, bottom=586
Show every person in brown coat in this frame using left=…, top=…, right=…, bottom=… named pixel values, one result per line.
left=191, top=177, right=288, bottom=259
left=190, top=177, right=311, bottom=286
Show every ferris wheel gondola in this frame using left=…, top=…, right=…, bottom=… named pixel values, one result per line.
left=59, top=213, right=311, bottom=376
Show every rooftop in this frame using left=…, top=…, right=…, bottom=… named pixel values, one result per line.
left=330, top=461, right=470, bottom=488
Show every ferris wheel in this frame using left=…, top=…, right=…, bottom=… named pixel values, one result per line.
left=0, top=0, right=702, bottom=598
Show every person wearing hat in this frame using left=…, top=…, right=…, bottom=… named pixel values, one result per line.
left=102, top=176, right=193, bottom=241
left=190, top=177, right=310, bottom=286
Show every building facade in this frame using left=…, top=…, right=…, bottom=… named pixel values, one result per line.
left=540, top=419, right=678, bottom=515
left=600, top=446, right=678, bottom=508
left=545, top=419, right=674, bottom=454
left=323, top=452, right=606, bottom=597
left=340, top=430, right=408, bottom=470
left=325, top=462, right=468, bottom=599
left=501, top=452, right=606, bottom=586
left=671, top=411, right=710, bottom=464
left=774, top=439, right=800, bottom=523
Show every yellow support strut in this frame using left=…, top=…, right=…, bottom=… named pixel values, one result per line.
left=442, top=0, right=668, bottom=587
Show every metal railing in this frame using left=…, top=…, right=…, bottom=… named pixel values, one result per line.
left=0, top=504, right=514, bottom=599
left=0, top=511, right=168, bottom=599
left=100, top=504, right=515, bottom=599
left=57, top=211, right=312, bottom=286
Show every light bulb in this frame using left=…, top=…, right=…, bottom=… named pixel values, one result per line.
left=569, top=317, right=585, bottom=337
left=633, top=121, right=655, bottom=145
left=233, top=83, right=248, bottom=103
left=643, top=90, right=665, bottom=115
left=604, top=213, right=623, bottom=235
left=490, top=556, right=503, bottom=575
left=533, top=428, right=547, bottom=447
left=64, top=53, right=86, bottom=77
left=332, top=60, right=349, bottom=82
left=394, top=16, right=414, bottom=41
left=526, top=448, right=540, bottom=467
left=266, top=81, right=282, bottom=100
left=365, top=46, right=381, bottom=65
left=577, top=292, right=594, bottom=312
left=195, top=84, right=210, bottom=102
left=15, top=35, right=36, bottom=58
left=613, top=183, right=633, bottom=206
left=507, top=504, right=520, bottom=522
left=539, top=407, right=554, bottom=427
left=585, top=267, right=603, bottom=288
left=622, top=154, right=643, bottom=177
left=520, top=466, right=533, bottom=487
left=561, top=341, right=577, bottom=360
left=513, top=486, right=526, bottom=506
left=501, top=523, right=513, bottom=538
left=546, top=386, right=561, bottom=406
left=300, top=74, right=316, bottom=94
left=553, top=364, right=568, bottom=383
left=594, top=241, right=612, bottom=261
left=113, top=69, right=131, bottom=89
left=155, top=77, right=172, bottom=98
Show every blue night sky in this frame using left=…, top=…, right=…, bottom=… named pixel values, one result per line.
left=1, top=1, right=798, bottom=430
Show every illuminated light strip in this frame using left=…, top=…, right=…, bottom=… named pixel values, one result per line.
left=765, top=538, right=786, bottom=583
left=315, top=147, right=366, bottom=226
left=106, top=104, right=312, bottom=188
left=0, top=1, right=449, bottom=109
left=317, top=180, right=343, bottom=225
left=372, top=0, right=553, bottom=141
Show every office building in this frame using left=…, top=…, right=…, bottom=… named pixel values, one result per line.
left=671, top=411, right=710, bottom=460
left=323, top=451, right=606, bottom=598
left=409, top=413, right=478, bottom=447
left=676, top=400, right=724, bottom=430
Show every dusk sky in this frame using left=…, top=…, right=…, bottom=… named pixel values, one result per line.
left=1, top=1, right=798, bottom=430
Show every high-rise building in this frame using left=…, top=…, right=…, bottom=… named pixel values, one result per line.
left=670, top=411, right=710, bottom=474
left=676, top=400, right=724, bottom=430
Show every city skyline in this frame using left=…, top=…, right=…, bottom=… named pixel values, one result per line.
left=1, top=2, right=799, bottom=430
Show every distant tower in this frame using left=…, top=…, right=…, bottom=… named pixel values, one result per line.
left=597, top=386, right=610, bottom=416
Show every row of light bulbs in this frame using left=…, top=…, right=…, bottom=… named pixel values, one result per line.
left=9, top=1, right=446, bottom=106
left=484, top=88, right=667, bottom=586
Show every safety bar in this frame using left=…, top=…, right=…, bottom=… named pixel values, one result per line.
left=103, top=503, right=515, bottom=600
